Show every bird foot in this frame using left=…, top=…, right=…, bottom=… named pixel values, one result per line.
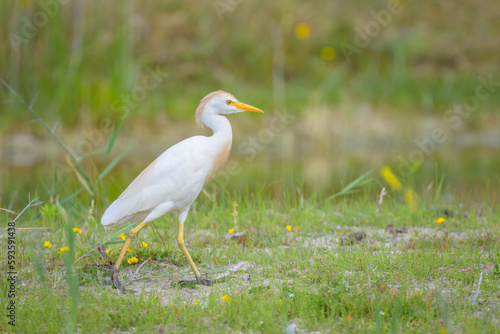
left=93, top=244, right=128, bottom=293
left=93, top=264, right=127, bottom=293
left=176, top=276, right=226, bottom=287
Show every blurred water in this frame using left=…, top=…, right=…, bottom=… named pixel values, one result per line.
left=1, top=111, right=499, bottom=206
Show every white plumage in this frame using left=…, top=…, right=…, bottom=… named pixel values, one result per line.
left=101, top=135, right=214, bottom=229
left=100, top=91, right=263, bottom=286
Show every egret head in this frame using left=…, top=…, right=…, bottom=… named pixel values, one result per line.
left=196, top=90, right=263, bottom=127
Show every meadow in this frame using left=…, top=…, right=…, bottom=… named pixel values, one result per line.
left=1, top=0, right=500, bottom=333
left=1, top=178, right=499, bottom=333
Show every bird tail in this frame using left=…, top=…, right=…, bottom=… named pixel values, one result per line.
left=101, top=199, right=150, bottom=230
left=101, top=200, right=123, bottom=230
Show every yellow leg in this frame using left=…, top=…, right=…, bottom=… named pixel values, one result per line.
left=178, top=223, right=201, bottom=279
left=114, top=221, right=148, bottom=270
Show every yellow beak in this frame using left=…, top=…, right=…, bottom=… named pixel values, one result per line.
left=231, top=101, right=264, bottom=113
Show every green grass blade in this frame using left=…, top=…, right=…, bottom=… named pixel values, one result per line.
left=102, top=222, right=136, bottom=245
left=98, top=143, right=132, bottom=181
left=104, top=116, right=125, bottom=163
left=326, top=169, right=374, bottom=201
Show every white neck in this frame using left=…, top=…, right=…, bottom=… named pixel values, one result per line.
left=202, top=114, right=233, bottom=143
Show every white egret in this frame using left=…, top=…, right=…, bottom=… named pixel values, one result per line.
left=101, top=91, right=263, bottom=288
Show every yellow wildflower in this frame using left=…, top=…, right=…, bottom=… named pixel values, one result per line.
left=194, top=299, right=200, bottom=305
left=59, top=246, right=70, bottom=255
left=105, top=248, right=114, bottom=255
left=119, top=247, right=131, bottom=253
left=228, top=228, right=235, bottom=234
left=141, top=241, right=148, bottom=248
left=44, top=241, right=52, bottom=249
left=127, top=257, right=138, bottom=265
left=435, top=217, right=446, bottom=224
left=380, top=166, right=402, bottom=191
left=222, top=294, right=231, bottom=303
left=321, top=47, right=336, bottom=61
left=286, top=225, right=292, bottom=232
left=295, top=22, right=310, bottom=40
left=294, top=225, right=299, bottom=231
left=73, top=227, right=82, bottom=234
left=404, top=189, right=417, bottom=210
left=118, top=233, right=126, bottom=240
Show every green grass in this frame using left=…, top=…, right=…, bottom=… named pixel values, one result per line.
left=1, top=185, right=499, bottom=333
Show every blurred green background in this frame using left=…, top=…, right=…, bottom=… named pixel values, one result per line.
left=1, top=0, right=499, bottom=210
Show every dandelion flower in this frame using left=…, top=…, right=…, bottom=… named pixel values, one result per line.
left=141, top=241, right=148, bottom=248
left=72, top=227, right=82, bottom=234
left=222, top=294, right=231, bottom=303
left=321, top=47, right=336, bottom=61
left=118, top=233, right=126, bottom=240
left=295, top=22, right=310, bottom=40
left=380, top=166, right=402, bottom=191
left=435, top=217, right=446, bottom=224
left=127, top=257, right=138, bottom=265
left=44, top=241, right=52, bottom=249
left=286, top=225, right=292, bottom=232
left=59, top=246, right=70, bottom=255
left=228, top=228, right=235, bottom=234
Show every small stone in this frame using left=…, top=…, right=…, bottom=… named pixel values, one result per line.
left=102, top=277, right=112, bottom=286
left=341, top=232, right=366, bottom=246
left=395, top=225, right=408, bottom=234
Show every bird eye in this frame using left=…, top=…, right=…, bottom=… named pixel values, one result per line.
left=226, top=100, right=232, bottom=105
